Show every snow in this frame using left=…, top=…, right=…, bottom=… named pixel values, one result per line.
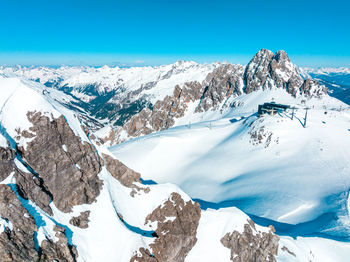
left=186, top=207, right=264, bottom=262
left=0, top=133, right=8, bottom=148
left=278, top=236, right=350, bottom=262
left=2, top=69, right=350, bottom=260
left=111, top=89, right=350, bottom=240
left=0, top=216, right=13, bottom=233
left=14, top=158, right=30, bottom=173
left=0, top=172, right=15, bottom=185
left=1, top=61, right=219, bottom=104
left=0, top=77, right=61, bottom=149
left=44, top=162, right=192, bottom=261
left=302, top=67, right=350, bottom=75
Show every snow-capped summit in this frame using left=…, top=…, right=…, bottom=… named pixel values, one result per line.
left=102, top=49, right=327, bottom=145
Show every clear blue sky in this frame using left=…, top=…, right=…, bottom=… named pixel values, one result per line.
left=0, top=0, right=349, bottom=67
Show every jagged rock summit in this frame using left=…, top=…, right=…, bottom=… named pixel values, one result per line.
left=103, top=48, right=327, bottom=144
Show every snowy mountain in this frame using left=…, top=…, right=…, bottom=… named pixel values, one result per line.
left=301, top=67, right=350, bottom=105
left=105, top=49, right=327, bottom=145
left=1, top=50, right=329, bottom=146
left=1, top=49, right=350, bottom=261
left=0, top=61, right=219, bottom=130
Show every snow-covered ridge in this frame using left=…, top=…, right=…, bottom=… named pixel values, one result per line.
left=302, top=67, right=350, bottom=75
left=0, top=61, right=219, bottom=101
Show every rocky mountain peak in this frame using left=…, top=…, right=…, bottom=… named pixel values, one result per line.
left=273, top=50, right=290, bottom=62
left=244, top=48, right=325, bottom=97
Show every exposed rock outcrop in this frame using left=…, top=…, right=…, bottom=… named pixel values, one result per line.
left=40, top=225, right=78, bottom=262
left=123, top=81, right=203, bottom=141
left=0, top=141, right=53, bottom=215
left=221, top=220, right=279, bottom=262
left=16, top=111, right=103, bottom=213
left=0, top=146, right=15, bottom=181
left=0, top=184, right=39, bottom=261
left=243, top=49, right=303, bottom=95
left=195, top=64, right=244, bottom=113
left=243, top=49, right=326, bottom=98
left=0, top=184, right=77, bottom=262
left=130, top=193, right=201, bottom=262
left=69, top=211, right=90, bottom=229
left=102, top=153, right=150, bottom=196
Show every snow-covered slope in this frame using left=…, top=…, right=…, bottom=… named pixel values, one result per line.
left=111, top=88, right=350, bottom=242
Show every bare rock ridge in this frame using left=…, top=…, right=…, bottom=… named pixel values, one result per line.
left=17, top=111, right=103, bottom=213
left=221, top=220, right=279, bottom=262
left=107, top=49, right=326, bottom=144
left=103, top=153, right=150, bottom=196
left=243, top=49, right=326, bottom=97
left=131, top=193, right=201, bottom=262
left=0, top=185, right=78, bottom=262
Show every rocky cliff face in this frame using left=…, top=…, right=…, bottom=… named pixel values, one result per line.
left=0, top=144, right=77, bottom=261
left=16, top=111, right=103, bottom=213
left=131, top=193, right=201, bottom=262
left=221, top=220, right=279, bottom=262
left=195, top=64, right=244, bottom=113
left=243, top=49, right=324, bottom=98
left=106, top=49, right=327, bottom=144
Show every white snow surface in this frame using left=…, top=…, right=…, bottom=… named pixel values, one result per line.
left=111, top=89, right=350, bottom=238
left=0, top=133, right=8, bottom=148
left=0, top=77, right=61, bottom=149
left=186, top=207, right=267, bottom=262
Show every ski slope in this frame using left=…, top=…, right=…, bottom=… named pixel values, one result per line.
left=111, top=89, right=350, bottom=240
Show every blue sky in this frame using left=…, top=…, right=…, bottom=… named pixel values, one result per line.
left=0, top=0, right=349, bottom=67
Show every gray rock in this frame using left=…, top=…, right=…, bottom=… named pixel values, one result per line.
left=102, top=153, right=150, bottom=196
left=0, top=184, right=39, bottom=262
left=195, top=64, right=244, bottom=113
left=17, top=111, right=103, bottom=213
left=131, top=193, right=201, bottom=262
left=221, top=220, right=279, bottom=262
left=69, top=211, right=90, bottom=229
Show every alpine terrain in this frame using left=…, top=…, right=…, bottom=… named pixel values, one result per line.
left=1, top=49, right=350, bottom=262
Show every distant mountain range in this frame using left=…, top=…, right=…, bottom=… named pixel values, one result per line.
left=3, top=49, right=346, bottom=146
left=301, top=67, right=350, bottom=105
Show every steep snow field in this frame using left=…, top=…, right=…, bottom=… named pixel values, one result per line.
left=111, top=89, right=350, bottom=240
